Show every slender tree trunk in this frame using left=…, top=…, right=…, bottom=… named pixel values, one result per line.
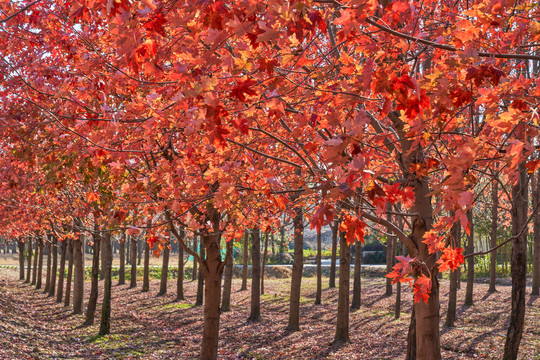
left=176, top=228, right=185, bottom=301
left=329, top=222, right=338, bottom=288
left=142, top=239, right=150, bottom=292
left=406, top=306, right=416, bottom=360
left=385, top=208, right=394, bottom=296
left=158, top=240, right=170, bottom=296
left=489, top=177, right=499, bottom=293
left=261, top=232, right=268, bottom=296
left=32, top=237, right=38, bottom=285
left=196, top=236, right=205, bottom=306
left=18, top=239, right=25, bottom=281
left=137, top=238, right=142, bottom=265
left=503, top=166, right=528, bottom=360
left=532, top=170, right=540, bottom=295
left=64, top=239, right=73, bottom=307
left=37, top=236, right=44, bottom=290
left=464, top=211, right=474, bottom=306
left=100, top=235, right=105, bottom=280
left=248, top=228, right=261, bottom=322
left=73, top=236, right=84, bottom=314
left=240, top=232, right=248, bottom=291
left=193, top=236, right=198, bottom=282
left=126, top=235, right=131, bottom=265
left=118, top=235, right=126, bottom=285
left=130, top=235, right=137, bottom=288
left=44, top=238, right=51, bottom=292
left=48, top=235, right=58, bottom=297
left=56, top=240, right=67, bottom=303
left=279, top=225, right=285, bottom=254
left=84, top=230, right=101, bottom=326
left=286, top=203, right=303, bottom=332
left=446, top=222, right=461, bottom=327
left=395, top=242, right=402, bottom=319
left=25, top=237, right=32, bottom=283
left=99, top=231, right=113, bottom=336
left=221, top=242, right=233, bottom=311
left=351, top=239, right=362, bottom=310
left=334, top=232, right=351, bottom=344
left=315, top=228, right=322, bottom=305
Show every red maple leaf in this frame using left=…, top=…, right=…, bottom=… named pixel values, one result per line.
left=437, top=246, right=465, bottom=272
left=230, top=79, right=257, bottom=102
left=339, top=214, right=367, bottom=245
left=310, top=203, right=334, bottom=231
left=385, top=255, right=415, bottom=285
left=413, top=275, right=432, bottom=304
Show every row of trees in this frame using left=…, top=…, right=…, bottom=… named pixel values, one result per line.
left=0, top=0, right=539, bottom=359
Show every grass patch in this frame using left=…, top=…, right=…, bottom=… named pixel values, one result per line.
left=162, top=302, right=195, bottom=310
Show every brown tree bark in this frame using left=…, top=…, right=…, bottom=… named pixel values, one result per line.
left=329, top=221, right=338, bottom=289
left=532, top=170, right=540, bottom=296
left=464, top=211, right=474, bottom=306
left=158, top=239, right=170, bottom=296
left=221, top=241, right=233, bottom=312
left=31, top=237, right=38, bottom=285
left=99, top=231, right=113, bottom=336
left=385, top=208, right=394, bottom=296
left=56, top=240, right=67, bottom=303
left=72, top=236, right=84, bottom=314
left=333, top=231, right=351, bottom=344
left=196, top=236, right=205, bottom=306
left=503, top=165, right=528, bottom=360
left=84, top=229, right=101, bottom=326
left=142, top=239, right=150, bottom=292
left=48, top=235, right=58, bottom=297
left=248, top=228, right=261, bottom=322
left=351, top=239, right=362, bottom=311
left=240, top=232, right=248, bottom=291
left=18, top=239, right=25, bottom=281
left=315, top=229, right=322, bottom=305
left=193, top=236, right=198, bottom=282
left=36, top=236, right=44, bottom=290
left=176, top=228, right=185, bottom=301
left=25, top=237, right=32, bottom=283
left=489, top=176, right=499, bottom=293
left=445, top=222, right=461, bottom=327
left=130, top=235, right=137, bottom=288
left=395, top=241, right=402, bottom=319
left=44, top=237, right=51, bottom=292
left=118, top=234, right=126, bottom=285
left=64, top=239, right=73, bottom=306
left=261, top=231, right=269, bottom=296
left=286, top=203, right=303, bottom=332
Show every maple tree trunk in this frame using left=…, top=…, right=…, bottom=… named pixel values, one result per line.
left=503, top=166, right=528, bottom=360
left=286, top=204, right=303, bottom=332
left=351, top=239, right=362, bottom=311
left=395, top=241, right=403, bottom=319
left=334, top=232, right=350, bottom=344
left=248, top=228, right=261, bottom=322
left=142, top=240, right=150, bottom=292
left=193, top=236, right=198, bottom=282
left=406, top=305, right=416, bottom=360
left=221, top=243, right=233, bottom=311
left=118, top=235, right=125, bottom=285
left=279, top=226, right=285, bottom=254
left=159, top=241, right=170, bottom=296
left=261, top=232, right=268, bottom=296
left=464, top=211, right=474, bottom=306
left=385, top=209, right=393, bottom=296
left=315, top=229, right=322, bottom=305
left=130, top=236, right=137, bottom=288
left=73, top=237, right=84, bottom=314
left=446, top=222, right=461, bottom=327
left=99, top=231, right=113, bottom=336
left=37, top=236, right=44, bottom=290
left=489, top=178, right=499, bottom=293
left=532, top=170, right=540, bottom=296
left=31, top=237, right=38, bottom=285
left=44, top=238, right=51, bottom=292
left=64, top=239, right=73, bottom=307
left=25, top=237, right=32, bottom=283
left=49, top=235, right=58, bottom=297
left=126, top=235, right=131, bottom=265
left=176, top=228, right=185, bottom=301
left=137, top=238, right=142, bottom=265
left=100, top=236, right=105, bottom=280
left=56, top=240, right=67, bottom=303
left=240, top=232, right=248, bottom=291
left=85, top=231, right=101, bottom=326
left=18, top=239, right=24, bottom=281
left=196, top=236, right=205, bottom=306
left=329, top=222, right=338, bottom=288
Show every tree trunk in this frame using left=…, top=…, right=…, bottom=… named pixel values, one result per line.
left=196, top=236, right=205, bottom=306
left=406, top=306, right=416, bottom=360
left=489, top=176, right=499, bottom=293
left=315, top=229, right=322, bottom=305
left=25, top=237, right=32, bottom=283
left=286, top=204, right=303, bottom=332
left=279, top=225, right=286, bottom=254
left=240, top=232, right=248, bottom=291
left=261, top=231, right=269, bottom=296
left=72, top=236, right=84, bottom=314
left=158, top=240, right=170, bottom=296
left=56, top=240, right=67, bottom=303
left=48, top=235, right=58, bottom=297
left=44, top=238, right=51, bottom=292
left=503, top=166, right=528, bottom=360
left=351, top=239, right=362, bottom=311
left=100, top=235, right=105, bottom=280
left=64, top=239, right=73, bottom=307
left=31, top=237, right=38, bottom=285
left=84, top=230, right=101, bottom=326
left=193, top=236, right=198, bottom=281
left=118, top=234, right=126, bottom=285
left=532, top=170, right=540, bottom=296
left=176, top=228, right=185, bottom=301
left=37, top=236, right=44, bottom=290
left=142, top=240, right=150, bottom=292
left=248, top=228, right=261, bottom=322
left=18, top=239, right=24, bottom=281
left=446, top=222, right=461, bottom=327
left=137, top=238, right=142, bottom=265
left=464, top=211, right=474, bottom=306
left=99, top=231, right=113, bottom=336
left=385, top=208, right=394, bottom=296
left=130, top=235, right=137, bottom=288
left=334, top=231, right=351, bottom=344
left=329, top=222, right=338, bottom=289
left=221, top=242, right=233, bottom=311
left=395, top=241, right=402, bottom=319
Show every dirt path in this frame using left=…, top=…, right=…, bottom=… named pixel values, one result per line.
left=0, top=268, right=539, bottom=359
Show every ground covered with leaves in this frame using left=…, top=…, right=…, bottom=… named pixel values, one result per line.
left=0, top=268, right=538, bottom=360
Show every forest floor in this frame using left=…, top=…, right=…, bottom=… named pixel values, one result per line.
left=0, top=268, right=538, bottom=360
